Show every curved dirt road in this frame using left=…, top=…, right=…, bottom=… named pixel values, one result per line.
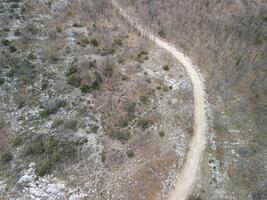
left=111, top=1, right=207, bottom=200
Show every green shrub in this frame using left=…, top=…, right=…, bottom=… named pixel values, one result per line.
left=25, top=135, right=78, bottom=176
left=139, top=50, right=148, bottom=56
left=140, top=95, right=149, bottom=104
left=9, top=45, right=17, bottom=52
left=137, top=118, right=149, bottom=130
left=12, top=135, right=25, bottom=147
left=110, top=129, right=130, bottom=141
left=236, top=57, right=241, bottom=66
left=41, top=81, right=48, bottom=90
left=52, top=118, right=64, bottom=128
left=80, top=84, right=91, bottom=93
left=0, top=77, right=5, bottom=85
left=72, top=23, right=83, bottom=27
left=125, top=101, right=136, bottom=113
left=40, top=107, right=56, bottom=118
left=159, top=131, right=165, bottom=137
left=25, top=139, right=45, bottom=155
left=163, top=65, right=169, bottom=71
left=101, top=152, right=106, bottom=162
left=40, top=100, right=66, bottom=118
left=158, top=30, right=166, bottom=38
left=90, top=124, right=99, bottom=133
left=35, top=159, right=52, bottom=177
left=56, top=26, right=62, bottom=33
left=100, top=48, right=115, bottom=56
left=137, top=50, right=149, bottom=62
left=156, top=86, right=161, bottom=90
left=103, top=64, right=113, bottom=77
left=91, top=80, right=101, bottom=90
left=65, top=47, right=71, bottom=54
left=113, top=38, right=122, bottom=46
left=14, top=29, right=21, bottom=36
left=1, top=152, right=13, bottom=163
left=119, top=117, right=130, bottom=127
left=27, top=53, right=36, bottom=60
left=64, top=120, right=78, bottom=130
left=67, top=74, right=81, bottom=87
left=65, top=66, right=77, bottom=76
left=255, top=35, right=262, bottom=45
left=1, top=39, right=11, bottom=46
left=126, top=149, right=134, bottom=158
left=56, top=99, right=67, bottom=108
left=94, top=72, right=102, bottom=83
left=90, top=38, right=99, bottom=47
left=162, top=85, right=169, bottom=92
left=187, top=195, right=202, bottom=200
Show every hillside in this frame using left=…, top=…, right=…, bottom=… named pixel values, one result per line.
left=0, top=0, right=266, bottom=200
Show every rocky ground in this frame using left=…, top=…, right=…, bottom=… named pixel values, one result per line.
left=0, top=0, right=194, bottom=199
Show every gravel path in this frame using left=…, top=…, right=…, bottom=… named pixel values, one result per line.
left=111, top=1, right=207, bottom=199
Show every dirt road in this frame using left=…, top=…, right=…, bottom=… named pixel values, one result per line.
left=111, top=1, right=207, bottom=199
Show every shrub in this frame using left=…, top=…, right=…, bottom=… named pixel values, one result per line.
left=140, top=95, right=149, bottom=104
left=110, top=129, right=130, bottom=141
left=100, top=48, right=115, bottom=56
left=156, top=86, right=161, bottom=90
left=1, top=39, right=11, bottom=46
left=9, top=45, right=17, bottom=52
left=65, top=47, right=71, bottom=54
left=126, top=149, right=134, bottom=158
left=1, top=152, right=13, bottom=163
left=159, top=131, right=165, bottom=137
left=94, top=72, right=102, bottom=83
left=64, top=120, right=78, bottom=130
left=187, top=195, right=202, bottom=200
left=103, top=64, right=113, bottom=77
left=90, top=38, right=99, bottom=47
left=14, top=29, right=21, bottom=36
left=35, top=159, right=52, bottom=177
left=113, top=38, right=122, bottom=46
left=91, top=80, right=101, bottom=90
left=158, top=30, right=166, bottom=38
left=52, top=118, right=64, bottom=128
left=137, top=118, right=149, bottom=130
left=101, top=152, right=106, bottom=162
left=0, top=77, right=5, bottom=85
left=162, top=85, right=169, bottom=92
left=119, top=117, right=130, bottom=127
left=25, top=138, right=45, bottom=155
left=90, top=124, right=99, bottom=133
left=41, top=81, right=48, bottom=90
left=137, top=50, right=149, bottom=62
left=255, top=35, right=262, bottom=45
left=236, top=57, right=241, bottom=66
left=139, top=50, right=148, bottom=56
left=56, top=26, right=62, bottom=33
left=27, top=53, right=36, bottom=60
left=56, top=99, right=67, bottom=108
left=163, top=65, right=170, bottom=71
left=125, top=101, right=136, bottom=113
left=67, top=74, right=81, bottom=87
left=80, top=84, right=91, bottom=93
left=24, top=135, right=78, bottom=176
left=40, top=100, right=66, bottom=118
left=65, top=66, right=77, bottom=76
left=12, top=135, right=25, bottom=147
left=72, top=23, right=83, bottom=27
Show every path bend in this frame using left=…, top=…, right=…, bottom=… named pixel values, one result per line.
left=111, top=1, right=207, bottom=200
